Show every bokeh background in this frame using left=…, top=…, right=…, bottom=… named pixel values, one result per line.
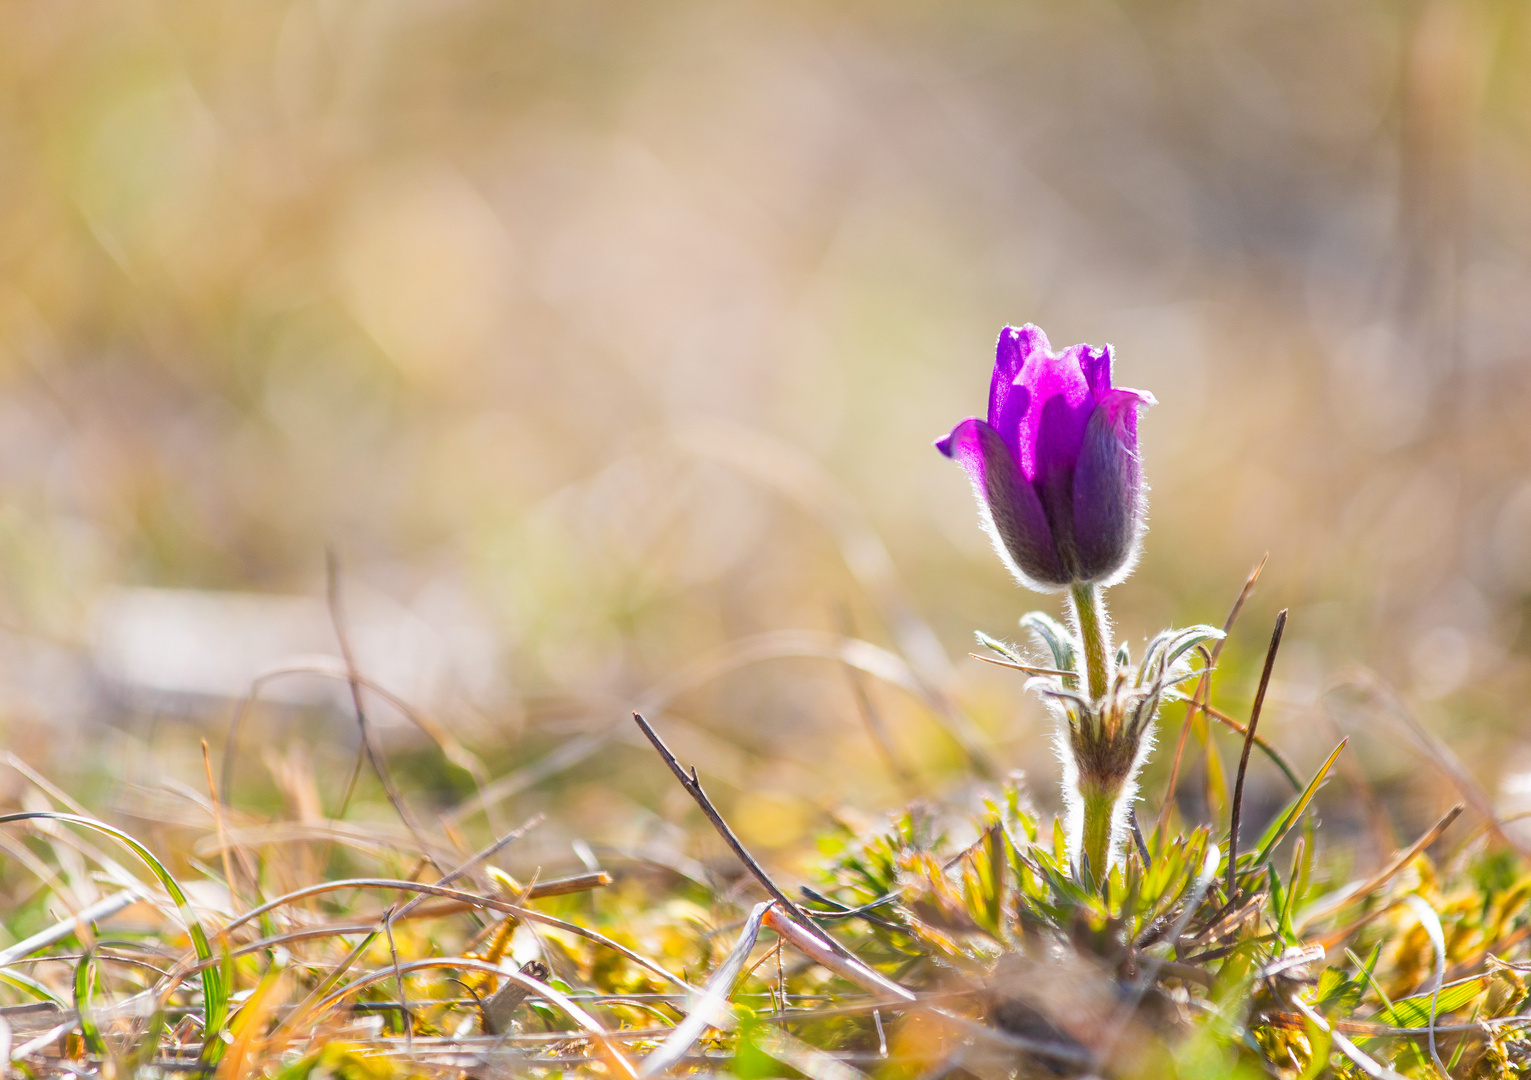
left=0, top=0, right=1527, bottom=874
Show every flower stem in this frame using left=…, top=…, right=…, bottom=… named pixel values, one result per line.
left=1079, top=781, right=1118, bottom=881
left=1069, top=581, right=1117, bottom=880
left=1069, top=582, right=1111, bottom=702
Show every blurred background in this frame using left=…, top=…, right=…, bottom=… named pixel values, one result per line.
left=0, top=0, right=1527, bottom=875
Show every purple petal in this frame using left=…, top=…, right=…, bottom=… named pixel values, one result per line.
left=1071, top=344, right=1114, bottom=401
left=936, top=417, right=1068, bottom=588
left=1016, top=345, right=1093, bottom=484
left=1070, top=391, right=1153, bottom=583
left=989, top=325, right=1049, bottom=457
left=1098, top=386, right=1155, bottom=441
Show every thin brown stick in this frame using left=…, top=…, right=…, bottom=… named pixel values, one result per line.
left=1157, top=554, right=1266, bottom=836
left=494, top=871, right=614, bottom=900
left=407, top=872, right=614, bottom=926
left=632, top=714, right=809, bottom=918
left=1228, top=609, right=1286, bottom=897
left=631, top=712, right=897, bottom=983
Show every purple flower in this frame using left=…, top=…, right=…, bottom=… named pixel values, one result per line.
left=937, top=324, right=1155, bottom=590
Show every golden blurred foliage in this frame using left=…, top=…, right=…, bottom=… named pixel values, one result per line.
left=0, top=0, right=1527, bottom=848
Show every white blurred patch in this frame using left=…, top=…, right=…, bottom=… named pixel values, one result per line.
left=1409, top=625, right=1471, bottom=701
left=509, top=923, right=542, bottom=966
left=1498, top=766, right=1531, bottom=850
left=89, top=584, right=500, bottom=720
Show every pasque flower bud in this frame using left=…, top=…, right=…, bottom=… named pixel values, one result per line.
left=936, top=325, right=1155, bottom=592
left=945, top=323, right=1205, bottom=880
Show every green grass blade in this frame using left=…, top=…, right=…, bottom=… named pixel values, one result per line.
left=0, top=811, right=228, bottom=1036
left=0, top=968, right=66, bottom=1007
left=1242, top=738, right=1347, bottom=871
left=1371, top=977, right=1487, bottom=1028
left=74, top=949, right=105, bottom=1055
left=126, top=1008, right=168, bottom=1071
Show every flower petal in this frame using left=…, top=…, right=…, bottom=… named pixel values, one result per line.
left=1098, top=385, right=1156, bottom=445
left=936, top=417, right=1068, bottom=588
left=1019, top=347, right=1093, bottom=485
left=1074, top=344, right=1114, bottom=401
left=989, top=325, right=1049, bottom=456
left=1070, top=391, right=1153, bottom=583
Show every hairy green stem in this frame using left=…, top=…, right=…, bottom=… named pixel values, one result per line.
left=1069, top=582, right=1110, bottom=703
left=1079, top=782, right=1119, bottom=881
left=1069, top=581, right=1117, bottom=879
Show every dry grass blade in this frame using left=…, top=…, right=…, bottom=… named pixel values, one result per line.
left=0, top=754, right=93, bottom=818
left=220, top=660, right=490, bottom=801
left=0, top=890, right=143, bottom=968
left=449, top=629, right=966, bottom=826
left=161, top=876, right=691, bottom=993
left=1158, top=554, right=1266, bottom=834
left=1195, top=701, right=1302, bottom=792
left=1338, top=670, right=1523, bottom=856
left=513, top=871, right=612, bottom=899
left=640, top=900, right=776, bottom=1078
left=310, top=957, right=640, bottom=1079
left=200, top=739, right=245, bottom=916
left=325, top=549, right=442, bottom=873
left=216, top=964, right=288, bottom=1080
left=760, top=906, right=914, bottom=1003
left=1401, top=894, right=1450, bottom=1078
left=1298, top=803, right=1463, bottom=935
left=754, top=1025, right=871, bottom=1080
left=1228, top=608, right=1286, bottom=896
left=1288, top=992, right=1410, bottom=1080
